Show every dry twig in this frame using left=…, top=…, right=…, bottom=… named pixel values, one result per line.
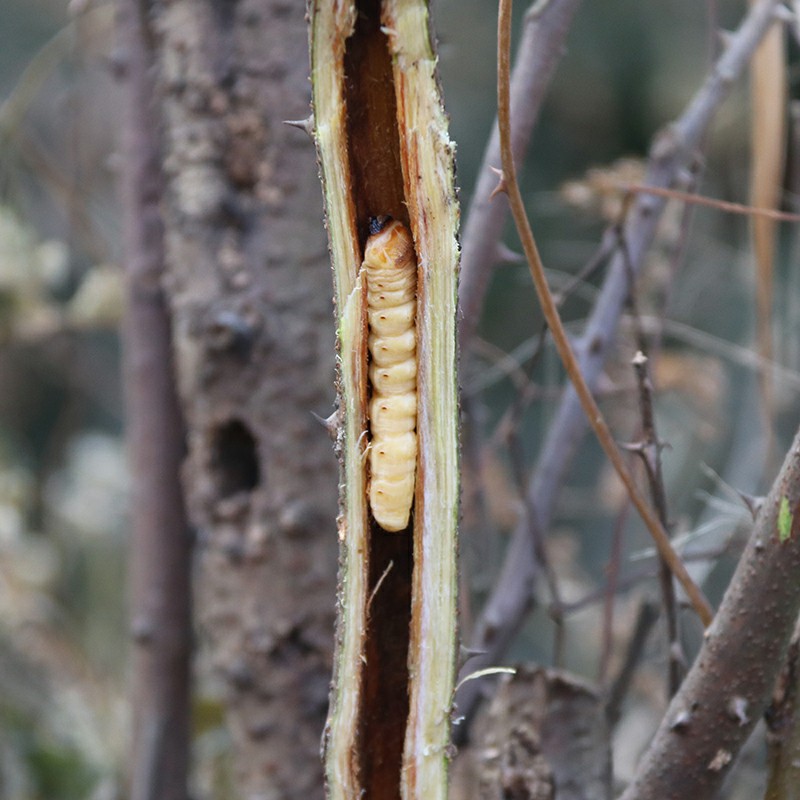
left=456, top=0, right=784, bottom=733
left=495, top=0, right=713, bottom=622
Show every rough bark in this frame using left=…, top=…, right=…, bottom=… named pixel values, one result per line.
left=464, top=667, right=610, bottom=800
left=620, top=427, right=800, bottom=799
left=118, top=1, right=193, bottom=797
left=153, top=1, right=338, bottom=796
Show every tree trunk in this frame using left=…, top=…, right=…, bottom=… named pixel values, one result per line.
left=153, top=1, right=338, bottom=795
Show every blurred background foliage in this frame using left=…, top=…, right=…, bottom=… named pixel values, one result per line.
left=0, top=0, right=796, bottom=796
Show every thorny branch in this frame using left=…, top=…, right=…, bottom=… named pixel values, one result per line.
left=619, top=428, right=800, bottom=800
left=630, top=351, right=683, bottom=697
left=621, top=229, right=682, bottom=698
left=455, top=0, right=786, bottom=732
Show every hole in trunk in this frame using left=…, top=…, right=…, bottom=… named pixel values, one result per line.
left=210, top=419, right=260, bottom=498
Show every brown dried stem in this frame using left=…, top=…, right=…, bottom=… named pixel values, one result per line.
left=621, top=182, right=800, bottom=222
left=496, top=0, right=713, bottom=621
left=749, top=0, right=786, bottom=442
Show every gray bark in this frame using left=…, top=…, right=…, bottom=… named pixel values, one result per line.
left=153, top=1, right=338, bottom=795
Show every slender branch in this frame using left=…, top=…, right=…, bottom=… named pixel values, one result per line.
left=598, top=495, right=630, bottom=686
left=620, top=427, right=800, bottom=799
left=497, top=0, right=713, bottom=620
left=621, top=182, right=800, bottom=222
left=505, top=425, right=565, bottom=665
left=618, top=225, right=683, bottom=696
left=606, top=601, right=660, bottom=729
left=118, top=1, right=193, bottom=797
left=630, top=350, right=682, bottom=697
left=456, top=0, right=783, bottom=733
left=458, top=0, right=582, bottom=350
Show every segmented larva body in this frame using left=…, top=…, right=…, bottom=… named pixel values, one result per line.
left=363, top=217, right=418, bottom=532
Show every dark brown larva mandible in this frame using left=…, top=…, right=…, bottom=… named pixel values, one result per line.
left=363, top=217, right=417, bottom=532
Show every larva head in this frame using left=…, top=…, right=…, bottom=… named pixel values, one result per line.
left=368, top=215, right=392, bottom=236
left=364, top=218, right=415, bottom=272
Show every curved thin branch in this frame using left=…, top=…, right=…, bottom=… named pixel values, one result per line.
left=455, top=0, right=784, bottom=733
left=496, top=0, right=712, bottom=620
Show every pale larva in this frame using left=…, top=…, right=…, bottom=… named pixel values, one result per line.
left=363, top=216, right=417, bottom=532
